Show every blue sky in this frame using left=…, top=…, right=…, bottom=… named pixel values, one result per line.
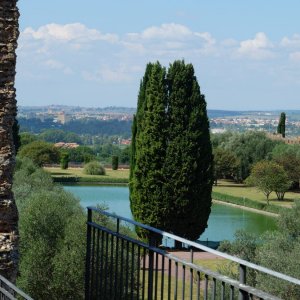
left=16, top=0, right=300, bottom=110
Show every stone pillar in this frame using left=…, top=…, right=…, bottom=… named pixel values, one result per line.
left=0, top=0, right=19, bottom=282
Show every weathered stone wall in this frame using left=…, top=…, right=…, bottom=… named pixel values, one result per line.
left=0, top=0, right=19, bottom=281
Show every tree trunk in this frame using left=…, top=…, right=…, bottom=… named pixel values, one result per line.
left=0, top=0, right=19, bottom=282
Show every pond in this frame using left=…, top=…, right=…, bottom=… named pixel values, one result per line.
left=64, top=185, right=277, bottom=242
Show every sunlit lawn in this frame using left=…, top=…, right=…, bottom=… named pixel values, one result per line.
left=44, top=167, right=129, bottom=182
left=213, top=179, right=300, bottom=207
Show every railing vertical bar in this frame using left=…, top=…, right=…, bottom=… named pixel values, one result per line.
left=168, top=258, right=171, bottom=300
left=148, top=234, right=155, bottom=300
left=90, top=226, right=96, bottom=298
left=119, top=238, right=125, bottom=299
left=142, top=247, right=146, bottom=300
left=161, top=255, right=165, bottom=300
left=154, top=252, right=159, bottom=300
left=114, top=235, right=119, bottom=300
left=189, top=268, right=193, bottom=300
left=239, top=264, right=247, bottom=300
left=125, top=240, right=130, bottom=299
left=196, top=272, right=200, bottom=300
left=114, top=218, right=120, bottom=300
left=85, top=208, right=92, bottom=300
left=109, top=234, right=114, bottom=300
left=212, top=277, right=216, bottom=300
left=103, top=231, right=109, bottom=299
left=131, top=243, right=135, bottom=300
left=95, top=229, right=100, bottom=299
left=204, top=274, right=208, bottom=300
left=137, top=245, right=141, bottom=300
left=175, top=261, right=178, bottom=300
left=99, top=230, right=105, bottom=299
left=221, top=281, right=225, bottom=300
left=230, top=285, right=234, bottom=300
left=182, top=265, right=186, bottom=300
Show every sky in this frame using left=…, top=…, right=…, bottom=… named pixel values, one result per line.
left=16, top=0, right=300, bottom=110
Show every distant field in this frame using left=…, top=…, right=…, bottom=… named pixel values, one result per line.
left=44, top=167, right=129, bottom=184
left=214, top=180, right=300, bottom=208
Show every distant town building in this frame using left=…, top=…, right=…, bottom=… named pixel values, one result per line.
left=56, top=112, right=71, bottom=124
left=54, top=142, right=79, bottom=149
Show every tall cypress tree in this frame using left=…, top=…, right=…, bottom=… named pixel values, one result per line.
left=277, top=112, right=286, bottom=138
left=130, top=62, right=167, bottom=232
left=130, top=60, right=213, bottom=243
left=163, top=61, right=213, bottom=241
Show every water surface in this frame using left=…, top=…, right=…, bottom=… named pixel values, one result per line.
left=64, top=185, right=277, bottom=241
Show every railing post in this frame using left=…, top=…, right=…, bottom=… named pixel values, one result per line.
left=239, top=264, right=247, bottom=300
left=147, top=233, right=156, bottom=300
left=85, top=208, right=92, bottom=300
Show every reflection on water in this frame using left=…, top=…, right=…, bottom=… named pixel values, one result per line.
left=64, top=185, right=277, bottom=241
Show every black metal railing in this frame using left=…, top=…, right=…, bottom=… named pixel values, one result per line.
left=0, top=275, right=33, bottom=300
left=85, top=207, right=300, bottom=300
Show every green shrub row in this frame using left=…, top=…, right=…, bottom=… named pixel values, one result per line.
left=53, top=176, right=128, bottom=184
left=212, top=191, right=289, bottom=214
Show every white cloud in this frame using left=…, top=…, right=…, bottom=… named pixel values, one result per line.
left=124, top=23, right=217, bottom=57
left=289, top=52, right=300, bottom=62
left=44, top=59, right=73, bottom=74
left=140, top=23, right=192, bottom=40
left=237, top=32, right=275, bottom=60
left=22, top=23, right=118, bottom=43
left=82, top=65, right=134, bottom=83
left=281, top=34, right=300, bottom=48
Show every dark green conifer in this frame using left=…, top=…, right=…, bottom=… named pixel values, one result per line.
left=130, top=62, right=167, bottom=232
left=130, top=60, right=213, bottom=243
left=162, top=61, right=213, bottom=241
left=277, top=112, right=286, bottom=138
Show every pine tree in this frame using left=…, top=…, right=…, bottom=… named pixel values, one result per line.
left=130, top=60, right=213, bottom=243
left=277, top=112, right=286, bottom=138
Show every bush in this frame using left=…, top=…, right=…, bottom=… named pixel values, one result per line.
left=60, top=152, right=69, bottom=169
left=83, top=161, right=106, bottom=175
left=112, top=155, right=119, bottom=170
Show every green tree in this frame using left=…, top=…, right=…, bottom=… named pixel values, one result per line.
left=19, top=132, right=38, bottom=147
left=272, top=144, right=300, bottom=189
left=277, top=112, right=286, bottom=138
left=246, top=161, right=291, bottom=203
left=60, top=152, right=69, bottom=169
left=223, top=131, right=281, bottom=181
left=111, top=155, right=119, bottom=170
left=130, top=62, right=167, bottom=239
left=130, top=61, right=213, bottom=243
left=213, top=147, right=240, bottom=184
left=18, top=141, right=60, bottom=166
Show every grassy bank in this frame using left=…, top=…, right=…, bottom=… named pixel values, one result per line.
left=213, top=179, right=300, bottom=213
left=44, top=167, right=129, bottom=184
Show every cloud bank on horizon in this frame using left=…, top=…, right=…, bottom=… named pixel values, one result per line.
left=17, top=22, right=300, bottom=110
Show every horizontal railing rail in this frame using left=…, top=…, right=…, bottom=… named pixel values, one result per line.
left=85, top=206, right=300, bottom=300
left=0, top=275, right=33, bottom=300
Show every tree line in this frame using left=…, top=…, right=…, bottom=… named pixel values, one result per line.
left=212, top=130, right=300, bottom=201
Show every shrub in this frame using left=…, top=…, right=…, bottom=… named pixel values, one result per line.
left=112, top=155, right=119, bottom=170
left=83, top=160, right=106, bottom=175
left=60, top=152, right=69, bottom=170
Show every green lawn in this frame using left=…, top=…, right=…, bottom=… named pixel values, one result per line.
left=213, top=179, right=300, bottom=207
left=44, top=167, right=129, bottom=184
